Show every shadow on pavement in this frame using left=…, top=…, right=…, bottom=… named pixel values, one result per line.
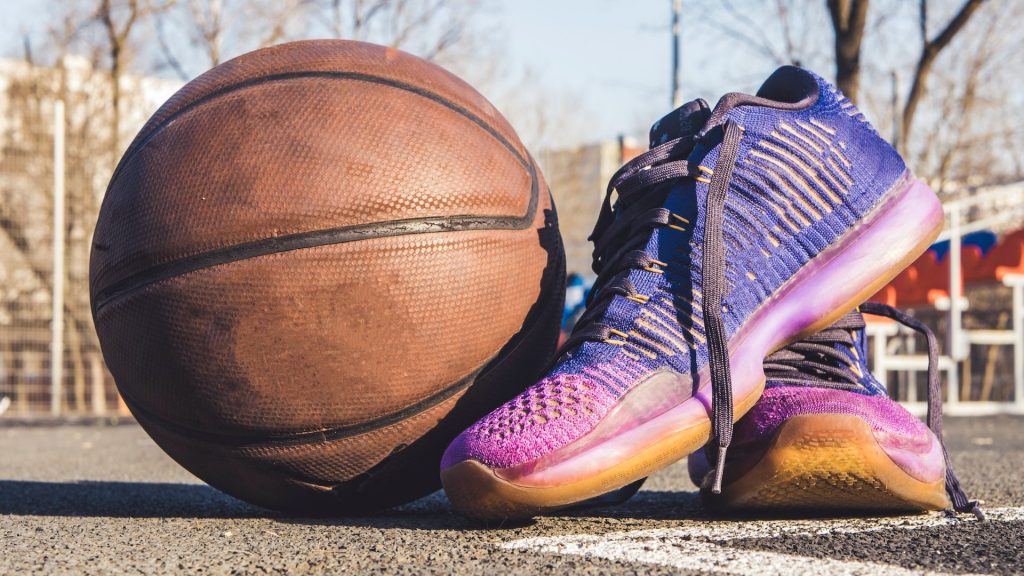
left=0, top=480, right=266, bottom=518
left=289, top=489, right=710, bottom=530
left=552, top=489, right=934, bottom=522
left=551, top=489, right=707, bottom=521
left=276, top=491, right=509, bottom=531
left=0, top=481, right=479, bottom=528
left=0, top=479, right=718, bottom=527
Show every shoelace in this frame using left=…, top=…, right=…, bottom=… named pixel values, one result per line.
left=558, top=135, right=698, bottom=352
left=558, top=119, right=746, bottom=495
left=766, top=302, right=984, bottom=520
left=762, top=312, right=869, bottom=390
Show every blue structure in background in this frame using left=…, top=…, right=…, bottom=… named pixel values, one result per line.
left=930, top=230, right=997, bottom=261
left=562, top=273, right=594, bottom=332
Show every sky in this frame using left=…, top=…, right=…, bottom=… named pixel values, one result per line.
left=482, top=0, right=788, bottom=143
left=492, top=0, right=678, bottom=140
left=1, top=0, right=801, bottom=146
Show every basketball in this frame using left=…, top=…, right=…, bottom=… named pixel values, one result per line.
left=88, top=40, right=564, bottom=514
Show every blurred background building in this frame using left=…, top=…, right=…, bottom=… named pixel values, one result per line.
left=1, top=0, right=1023, bottom=417
left=0, top=55, right=178, bottom=416
left=540, top=138, right=645, bottom=275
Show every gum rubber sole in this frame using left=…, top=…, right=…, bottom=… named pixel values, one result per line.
left=701, top=414, right=950, bottom=512
left=442, top=177, right=944, bottom=520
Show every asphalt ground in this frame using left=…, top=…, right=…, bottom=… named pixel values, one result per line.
left=1, top=416, right=1022, bottom=575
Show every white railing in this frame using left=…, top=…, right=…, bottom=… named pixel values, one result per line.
left=871, top=184, right=1024, bottom=416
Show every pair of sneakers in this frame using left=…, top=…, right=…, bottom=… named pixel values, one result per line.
left=439, top=66, right=981, bottom=520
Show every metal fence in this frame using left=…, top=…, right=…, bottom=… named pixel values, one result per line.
left=0, top=95, right=118, bottom=417
left=0, top=57, right=180, bottom=418
left=881, top=190, right=1024, bottom=416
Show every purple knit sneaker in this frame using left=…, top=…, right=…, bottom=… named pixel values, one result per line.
left=688, top=303, right=982, bottom=517
left=441, top=67, right=944, bottom=520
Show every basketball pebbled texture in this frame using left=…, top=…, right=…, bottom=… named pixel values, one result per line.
left=89, top=40, right=564, bottom=514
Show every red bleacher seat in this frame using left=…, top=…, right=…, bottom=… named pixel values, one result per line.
left=993, top=229, right=1024, bottom=281
left=961, top=245, right=992, bottom=283
left=869, top=228, right=1024, bottom=307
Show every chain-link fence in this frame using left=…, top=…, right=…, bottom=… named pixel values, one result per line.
left=0, top=57, right=178, bottom=417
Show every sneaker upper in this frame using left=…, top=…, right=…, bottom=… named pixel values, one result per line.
left=687, top=310, right=946, bottom=487
left=442, top=66, right=909, bottom=472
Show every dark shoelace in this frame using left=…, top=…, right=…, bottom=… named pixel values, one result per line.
left=762, top=312, right=870, bottom=390
left=558, top=119, right=746, bottom=495
left=559, top=135, right=698, bottom=353
left=767, top=302, right=984, bottom=520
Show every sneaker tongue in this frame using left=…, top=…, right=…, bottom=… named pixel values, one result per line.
left=648, top=98, right=711, bottom=147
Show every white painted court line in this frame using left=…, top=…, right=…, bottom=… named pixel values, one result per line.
left=502, top=507, right=1024, bottom=576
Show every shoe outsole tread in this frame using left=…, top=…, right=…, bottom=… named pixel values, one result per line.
left=701, top=413, right=950, bottom=512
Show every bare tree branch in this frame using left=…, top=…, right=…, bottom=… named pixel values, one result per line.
left=775, top=0, right=801, bottom=65
left=716, top=0, right=790, bottom=64
left=154, top=10, right=190, bottom=80
left=900, top=0, right=987, bottom=152
left=94, top=0, right=172, bottom=159
left=826, top=0, right=869, bottom=103
left=305, top=0, right=482, bottom=65
left=188, top=0, right=225, bottom=65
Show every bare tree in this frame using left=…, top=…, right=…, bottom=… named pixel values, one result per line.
left=96, top=0, right=139, bottom=161
left=701, top=0, right=830, bottom=70
left=899, top=0, right=986, bottom=152
left=246, top=0, right=308, bottom=49
left=1, top=64, right=115, bottom=412
left=154, top=0, right=307, bottom=78
left=94, top=0, right=172, bottom=160
left=912, top=1, right=1022, bottom=191
left=155, top=0, right=228, bottom=78
left=310, top=0, right=486, bottom=65
left=317, top=0, right=389, bottom=40
left=699, top=0, right=1016, bottom=187
left=0, top=0, right=168, bottom=413
left=188, top=0, right=226, bottom=66
left=153, top=10, right=189, bottom=80
left=826, top=0, right=869, bottom=103
left=151, top=0, right=505, bottom=132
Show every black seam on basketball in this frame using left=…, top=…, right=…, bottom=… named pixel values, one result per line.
left=122, top=363, right=484, bottom=448
left=93, top=72, right=539, bottom=313
left=116, top=254, right=562, bottom=453
left=109, top=70, right=530, bottom=190
left=92, top=158, right=535, bottom=313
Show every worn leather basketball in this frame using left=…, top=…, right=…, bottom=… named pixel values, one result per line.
left=89, top=40, right=564, bottom=514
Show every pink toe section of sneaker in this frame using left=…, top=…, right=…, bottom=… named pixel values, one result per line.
left=440, top=373, right=619, bottom=472
left=731, top=386, right=946, bottom=483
